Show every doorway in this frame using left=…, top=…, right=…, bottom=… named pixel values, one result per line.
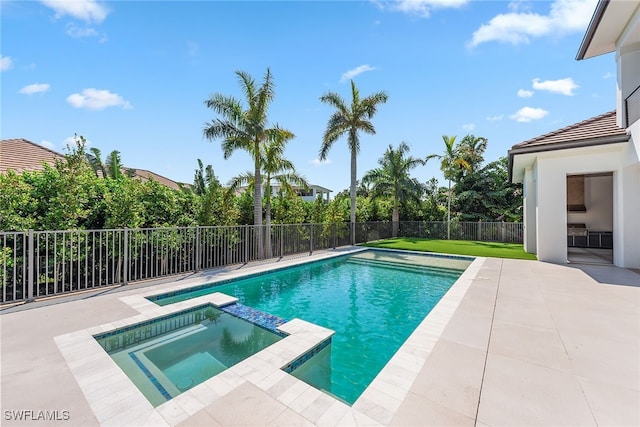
left=566, top=173, right=614, bottom=265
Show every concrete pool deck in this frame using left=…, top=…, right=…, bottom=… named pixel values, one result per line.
left=1, top=248, right=639, bottom=426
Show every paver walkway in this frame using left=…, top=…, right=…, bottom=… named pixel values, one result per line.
left=1, top=252, right=638, bottom=426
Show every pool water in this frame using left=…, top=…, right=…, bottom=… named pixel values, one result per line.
left=94, top=305, right=282, bottom=406
left=150, top=250, right=471, bottom=404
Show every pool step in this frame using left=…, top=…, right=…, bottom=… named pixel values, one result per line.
left=345, top=257, right=463, bottom=277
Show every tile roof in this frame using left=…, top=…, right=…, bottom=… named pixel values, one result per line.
left=0, top=138, right=63, bottom=174
left=511, top=111, right=629, bottom=152
left=128, top=168, right=186, bottom=191
left=1, top=138, right=187, bottom=191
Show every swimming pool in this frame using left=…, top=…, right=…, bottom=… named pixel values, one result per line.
left=149, top=249, right=472, bottom=404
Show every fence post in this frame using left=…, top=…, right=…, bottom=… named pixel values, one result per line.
left=478, top=220, right=482, bottom=241
left=195, top=226, right=200, bottom=272
left=123, top=228, right=128, bottom=285
left=244, top=225, right=249, bottom=264
left=27, top=229, right=34, bottom=302
left=309, top=224, right=314, bottom=254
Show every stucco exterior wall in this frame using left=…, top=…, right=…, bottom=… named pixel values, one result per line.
left=523, top=164, right=537, bottom=254
left=532, top=144, right=635, bottom=266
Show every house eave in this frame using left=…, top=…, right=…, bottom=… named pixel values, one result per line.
left=508, top=134, right=630, bottom=182
left=576, top=0, right=610, bottom=60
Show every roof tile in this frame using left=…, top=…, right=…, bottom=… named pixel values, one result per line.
left=511, top=110, right=628, bottom=150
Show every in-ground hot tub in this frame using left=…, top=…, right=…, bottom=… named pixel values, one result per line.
left=94, top=304, right=283, bottom=406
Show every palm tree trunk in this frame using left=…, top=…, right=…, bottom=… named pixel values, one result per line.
left=350, top=147, right=357, bottom=245
left=254, top=155, right=263, bottom=258
left=265, top=199, right=272, bottom=258
left=447, top=179, right=451, bottom=240
left=392, top=205, right=399, bottom=238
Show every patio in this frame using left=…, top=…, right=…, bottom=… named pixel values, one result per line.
left=1, top=249, right=638, bottom=426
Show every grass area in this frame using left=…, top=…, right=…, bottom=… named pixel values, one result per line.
left=361, top=237, right=537, bottom=260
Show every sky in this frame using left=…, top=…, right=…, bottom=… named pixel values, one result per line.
left=1, top=0, right=617, bottom=195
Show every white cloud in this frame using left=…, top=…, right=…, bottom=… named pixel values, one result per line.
left=19, top=83, right=50, bottom=95
left=40, top=140, right=56, bottom=150
left=66, top=23, right=100, bottom=38
left=340, top=65, right=376, bottom=83
left=462, top=123, right=475, bottom=131
left=603, top=71, right=614, bottom=79
left=63, top=135, right=91, bottom=147
left=532, top=77, right=578, bottom=95
left=517, top=89, right=534, bottom=98
left=310, top=158, right=332, bottom=166
left=469, top=0, right=597, bottom=47
left=67, top=88, right=132, bottom=110
left=487, top=114, right=504, bottom=121
left=510, top=107, right=549, bottom=122
left=507, top=1, right=533, bottom=13
left=0, top=55, right=12, bottom=71
left=379, top=0, right=469, bottom=17
left=40, top=0, right=109, bottom=23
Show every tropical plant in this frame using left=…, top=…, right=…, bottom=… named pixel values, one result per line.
left=455, top=134, right=488, bottom=180
left=203, top=68, right=294, bottom=256
left=426, top=135, right=470, bottom=239
left=362, top=142, right=425, bottom=236
left=227, top=136, right=308, bottom=254
left=319, top=79, right=388, bottom=244
left=86, top=147, right=130, bottom=179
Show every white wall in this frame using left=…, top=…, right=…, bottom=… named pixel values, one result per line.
left=523, top=165, right=537, bottom=254
left=616, top=43, right=640, bottom=128
left=533, top=144, right=630, bottom=266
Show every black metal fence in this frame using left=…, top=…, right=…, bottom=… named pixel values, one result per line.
left=1, top=221, right=521, bottom=304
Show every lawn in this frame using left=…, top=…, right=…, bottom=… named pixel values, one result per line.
left=361, top=237, right=537, bottom=260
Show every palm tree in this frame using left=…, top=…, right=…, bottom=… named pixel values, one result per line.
left=203, top=68, right=293, bottom=256
left=193, top=159, right=218, bottom=196
left=426, top=135, right=470, bottom=240
left=227, top=136, right=308, bottom=255
left=456, top=134, right=488, bottom=178
left=85, top=147, right=126, bottom=179
left=362, top=142, right=425, bottom=237
left=319, top=80, right=388, bottom=244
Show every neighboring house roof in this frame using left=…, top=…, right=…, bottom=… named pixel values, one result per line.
left=508, top=111, right=630, bottom=181
left=0, top=138, right=63, bottom=174
left=576, top=0, right=640, bottom=60
left=128, top=168, right=186, bottom=191
left=0, top=138, right=186, bottom=191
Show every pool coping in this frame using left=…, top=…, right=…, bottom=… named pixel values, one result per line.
left=53, top=247, right=483, bottom=426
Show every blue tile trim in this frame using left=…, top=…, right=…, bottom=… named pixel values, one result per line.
left=147, top=247, right=468, bottom=305
left=146, top=252, right=358, bottom=304
left=282, top=338, right=332, bottom=373
left=128, top=351, right=172, bottom=401
left=220, top=303, right=288, bottom=337
left=93, top=304, right=213, bottom=340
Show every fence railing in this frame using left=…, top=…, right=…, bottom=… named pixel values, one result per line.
left=1, top=221, right=521, bottom=305
left=625, top=84, right=640, bottom=128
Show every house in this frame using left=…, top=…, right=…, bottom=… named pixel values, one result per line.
left=0, top=138, right=63, bottom=173
left=509, top=0, right=640, bottom=268
left=0, top=138, right=186, bottom=191
left=237, top=184, right=332, bottom=202
left=280, top=184, right=332, bottom=202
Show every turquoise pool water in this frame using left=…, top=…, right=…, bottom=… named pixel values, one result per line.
left=150, top=250, right=471, bottom=404
left=94, top=305, right=282, bottom=406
